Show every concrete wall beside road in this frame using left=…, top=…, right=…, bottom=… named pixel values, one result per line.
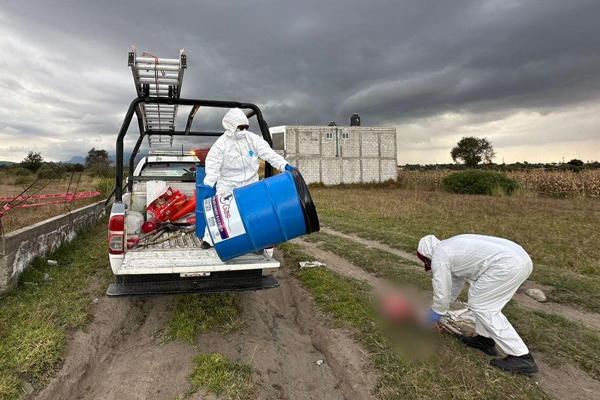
left=0, top=201, right=107, bottom=293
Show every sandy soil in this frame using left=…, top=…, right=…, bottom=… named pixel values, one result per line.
left=32, top=251, right=376, bottom=400
left=33, top=296, right=199, bottom=400
left=195, top=256, right=376, bottom=400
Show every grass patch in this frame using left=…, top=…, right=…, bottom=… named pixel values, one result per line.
left=504, top=304, right=600, bottom=379
left=312, top=188, right=600, bottom=312
left=95, top=177, right=115, bottom=200
left=0, top=216, right=112, bottom=399
left=166, top=294, right=242, bottom=344
left=187, top=352, right=254, bottom=400
left=303, top=233, right=600, bottom=383
left=0, top=374, right=22, bottom=400
left=280, top=242, right=547, bottom=399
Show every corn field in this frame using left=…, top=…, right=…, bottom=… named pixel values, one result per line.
left=398, top=169, right=600, bottom=198
left=397, top=170, right=448, bottom=191
left=508, top=170, right=600, bottom=197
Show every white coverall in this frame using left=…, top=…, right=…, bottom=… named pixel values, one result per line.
left=418, top=234, right=533, bottom=356
left=202, top=108, right=289, bottom=244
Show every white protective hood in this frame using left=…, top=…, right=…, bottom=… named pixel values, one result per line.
left=417, top=235, right=440, bottom=259
left=222, top=108, right=249, bottom=134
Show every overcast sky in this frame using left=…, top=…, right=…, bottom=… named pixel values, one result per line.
left=1, top=0, right=599, bottom=164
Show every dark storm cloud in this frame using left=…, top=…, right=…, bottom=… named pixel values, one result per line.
left=0, top=0, right=599, bottom=162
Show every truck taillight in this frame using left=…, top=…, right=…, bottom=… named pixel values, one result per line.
left=109, top=214, right=125, bottom=231
left=108, top=215, right=125, bottom=255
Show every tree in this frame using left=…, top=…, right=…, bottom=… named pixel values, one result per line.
left=21, top=151, right=44, bottom=172
left=85, top=148, right=113, bottom=178
left=37, top=162, right=66, bottom=179
left=85, top=148, right=111, bottom=168
left=66, top=163, right=85, bottom=173
left=451, top=137, right=495, bottom=168
left=567, top=159, right=584, bottom=167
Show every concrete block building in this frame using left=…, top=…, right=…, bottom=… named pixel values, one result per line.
left=269, top=123, right=397, bottom=185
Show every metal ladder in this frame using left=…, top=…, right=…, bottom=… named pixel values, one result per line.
left=128, top=47, right=187, bottom=147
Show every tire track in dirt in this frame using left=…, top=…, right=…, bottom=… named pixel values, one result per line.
left=294, top=236, right=600, bottom=400
left=293, top=238, right=385, bottom=289
left=33, top=255, right=376, bottom=400
left=194, top=251, right=377, bottom=400
left=33, top=296, right=199, bottom=400
left=320, top=227, right=600, bottom=332
left=319, top=227, right=420, bottom=263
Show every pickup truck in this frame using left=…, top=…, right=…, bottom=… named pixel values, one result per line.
left=106, top=97, right=282, bottom=297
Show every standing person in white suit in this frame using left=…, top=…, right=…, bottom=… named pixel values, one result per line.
left=199, top=108, right=293, bottom=249
left=417, top=234, right=539, bottom=374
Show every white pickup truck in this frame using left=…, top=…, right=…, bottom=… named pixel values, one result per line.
left=106, top=97, right=284, bottom=297
left=106, top=152, right=280, bottom=297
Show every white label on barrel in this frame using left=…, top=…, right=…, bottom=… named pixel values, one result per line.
left=204, top=193, right=246, bottom=244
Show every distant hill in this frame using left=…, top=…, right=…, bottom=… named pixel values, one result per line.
left=0, top=160, right=16, bottom=166
left=64, top=156, right=86, bottom=164
left=59, top=153, right=146, bottom=167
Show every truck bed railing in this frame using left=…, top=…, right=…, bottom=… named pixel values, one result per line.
left=115, top=97, right=274, bottom=202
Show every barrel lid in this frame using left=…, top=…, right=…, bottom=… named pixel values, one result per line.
left=289, top=169, right=320, bottom=234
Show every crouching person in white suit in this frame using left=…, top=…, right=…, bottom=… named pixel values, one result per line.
left=417, top=234, right=539, bottom=374
left=200, top=108, right=293, bottom=249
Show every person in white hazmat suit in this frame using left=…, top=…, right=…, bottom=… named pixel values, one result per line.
left=199, top=108, right=293, bottom=249
left=417, top=234, right=539, bottom=374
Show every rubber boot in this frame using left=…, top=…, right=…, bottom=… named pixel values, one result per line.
left=459, top=334, right=498, bottom=356
left=490, top=353, right=539, bottom=374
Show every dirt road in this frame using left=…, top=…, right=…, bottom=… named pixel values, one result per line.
left=33, top=253, right=375, bottom=400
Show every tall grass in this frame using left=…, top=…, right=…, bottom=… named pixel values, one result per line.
left=0, top=174, right=107, bottom=233
left=94, top=177, right=115, bottom=200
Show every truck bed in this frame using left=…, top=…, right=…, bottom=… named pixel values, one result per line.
left=137, top=228, right=204, bottom=250
left=118, top=230, right=279, bottom=275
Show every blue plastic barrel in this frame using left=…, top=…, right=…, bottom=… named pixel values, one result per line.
left=195, top=167, right=207, bottom=236
left=203, top=169, right=320, bottom=261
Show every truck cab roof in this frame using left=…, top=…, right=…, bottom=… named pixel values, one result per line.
left=133, top=155, right=200, bottom=177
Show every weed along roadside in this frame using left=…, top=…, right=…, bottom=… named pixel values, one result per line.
left=2, top=221, right=373, bottom=399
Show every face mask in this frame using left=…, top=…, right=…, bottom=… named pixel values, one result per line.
left=234, top=130, right=246, bottom=140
